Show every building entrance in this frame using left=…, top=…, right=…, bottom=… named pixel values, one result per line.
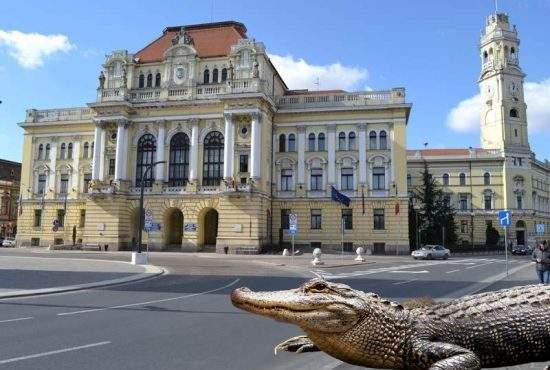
left=516, top=220, right=526, bottom=246
left=199, top=208, right=218, bottom=247
left=165, top=208, right=183, bottom=247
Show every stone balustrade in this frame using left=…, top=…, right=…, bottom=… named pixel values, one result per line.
left=277, top=88, right=406, bottom=109
left=25, top=108, right=92, bottom=123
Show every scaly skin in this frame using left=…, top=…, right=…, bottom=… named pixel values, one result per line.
left=231, top=279, right=550, bottom=369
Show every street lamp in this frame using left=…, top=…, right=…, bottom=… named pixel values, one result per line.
left=137, top=161, right=165, bottom=254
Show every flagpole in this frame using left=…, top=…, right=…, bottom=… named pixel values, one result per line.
left=341, top=216, right=344, bottom=264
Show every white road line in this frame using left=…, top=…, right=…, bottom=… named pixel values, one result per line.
left=390, top=270, right=429, bottom=274
left=446, top=269, right=461, bottom=274
left=0, top=341, right=111, bottom=365
left=310, top=270, right=325, bottom=279
left=392, top=278, right=418, bottom=285
left=57, top=278, right=240, bottom=316
left=464, top=261, right=496, bottom=270
left=0, top=317, right=34, bottom=324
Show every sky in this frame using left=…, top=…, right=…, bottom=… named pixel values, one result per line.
left=1, top=0, right=549, bottom=163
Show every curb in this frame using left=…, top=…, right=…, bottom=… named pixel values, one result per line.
left=0, top=263, right=165, bottom=299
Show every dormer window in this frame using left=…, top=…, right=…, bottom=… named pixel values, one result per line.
left=155, top=73, right=161, bottom=87
left=139, top=74, right=145, bottom=88
left=221, top=68, right=228, bottom=82
left=212, top=68, right=219, bottom=83
left=146, top=73, right=153, bottom=88
left=203, top=69, right=210, bottom=84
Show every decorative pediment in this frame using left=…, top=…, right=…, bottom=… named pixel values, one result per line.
left=275, top=157, right=296, bottom=168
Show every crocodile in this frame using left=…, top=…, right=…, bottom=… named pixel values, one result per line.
left=231, top=279, right=550, bottom=369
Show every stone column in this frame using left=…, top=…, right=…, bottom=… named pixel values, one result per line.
left=189, top=120, right=199, bottom=182
left=250, top=112, right=262, bottom=180
left=91, top=122, right=103, bottom=180
left=390, top=127, right=395, bottom=184
left=99, top=128, right=107, bottom=181
left=223, top=113, right=234, bottom=180
left=114, top=119, right=129, bottom=181
left=358, top=124, right=367, bottom=185
left=327, top=126, right=336, bottom=185
left=72, top=139, right=81, bottom=192
left=155, top=120, right=166, bottom=182
left=297, top=126, right=306, bottom=185
left=49, top=140, right=58, bottom=194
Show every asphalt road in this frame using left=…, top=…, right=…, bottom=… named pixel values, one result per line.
left=0, top=250, right=547, bottom=370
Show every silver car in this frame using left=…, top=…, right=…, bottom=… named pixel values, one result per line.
left=411, top=245, right=450, bottom=260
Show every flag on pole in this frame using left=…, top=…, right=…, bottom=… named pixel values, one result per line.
left=330, top=185, right=350, bottom=207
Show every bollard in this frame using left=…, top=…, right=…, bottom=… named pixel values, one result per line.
left=355, top=247, right=365, bottom=262
left=282, top=248, right=289, bottom=256
left=311, top=248, right=324, bottom=265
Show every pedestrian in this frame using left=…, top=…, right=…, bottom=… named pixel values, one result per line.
left=532, top=240, right=550, bottom=284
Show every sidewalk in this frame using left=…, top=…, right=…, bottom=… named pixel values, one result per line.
left=0, top=255, right=164, bottom=299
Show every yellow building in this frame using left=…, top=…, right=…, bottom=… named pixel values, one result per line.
left=16, top=21, right=411, bottom=254
left=407, top=13, right=550, bottom=248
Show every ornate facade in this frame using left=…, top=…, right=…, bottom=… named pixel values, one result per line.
left=0, top=159, right=20, bottom=238
left=16, top=22, right=411, bottom=253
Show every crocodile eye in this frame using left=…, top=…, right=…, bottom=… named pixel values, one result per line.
left=308, top=282, right=328, bottom=293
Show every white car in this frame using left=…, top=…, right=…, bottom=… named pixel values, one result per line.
left=411, top=245, right=450, bottom=260
left=1, top=238, right=15, bottom=247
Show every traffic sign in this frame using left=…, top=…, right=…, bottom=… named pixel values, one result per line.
left=536, top=223, right=545, bottom=235
left=498, top=210, right=511, bottom=227
left=288, top=213, right=298, bottom=235
left=145, top=223, right=160, bottom=232
left=144, top=209, right=154, bottom=230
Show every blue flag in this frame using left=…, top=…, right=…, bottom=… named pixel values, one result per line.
left=331, top=185, right=350, bottom=207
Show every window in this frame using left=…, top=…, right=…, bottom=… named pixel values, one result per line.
left=83, top=142, right=89, bottom=159
left=484, top=172, right=491, bottom=185
left=317, top=133, right=325, bottom=151
left=57, top=209, right=65, bottom=227
left=373, top=209, right=385, bottom=230
left=348, top=132, right=356, bottom=150
left=203, top=69, right=210, bottom=84
left=459, top=173, right=466, bottom=186
left=518, top=158, right=522, bottom=166
left=514, top=129, right=518, bottom=137
left=31, top=238, right=40, bottom=246
left=60, top=143, right=66, bottom=159
left=341, top=168, right=354, bottom=190
left=369, top=131, right=377, bottom=149
left=460, top=194, right=468, bottom=210
left=288, top=134, right=296, bottom=152
left=310, top=209, right=322, bottom=230
left=221, top=68, right=228, bottom=82
left=278, top=134, right=286, bottom=152
left=202, top=131, right=224, bottom=186
left=372, top=167, right=385, bottom=190
left=338, top=132, right=346, bottom=150
left=83, top=173, right=91, bottom=193
left=443, top=194, right=451, bottom=207
left=145, top=73, right=152, bottom=88
left=517, top=195, right=523, bottom=210
left=342, top=209, right=353, bottom=230
left=79, top=210, right=86, bottom=228
left=281, top=209, right=290, bottom=229
left=1, top=197, right=9, bottom=216
left=138, top=73, right=145, bottom=88
left=37, top=174, right=46, bottom=194
left=484, top=194, right=492, bottom=210
left=461, top=220, right=468, bottom=233
left=136, top=134, right=157, bottom=187
left=108, top=158, right=115, bottom=176
left=379, top=131, right=387, bottom=149
left=443, top=173, right=449, bottom=186
left=310, top=168, right=323, bottom=190
left=308, top=133, right=316, bottom=151
left=407, top=174, right=412, bottom=187
left=155, top=73, right=161, bottom=87
left=311, top=242, right=322, bottom=249
left=38, top=144, right=43, bottom=160
left=212, top=68, right=218, bottom=83
left=45, top=144, right=50, bottom=160
left=67, top=143, right=73, bottom=159
left=239, top=154, right=248, bottom=173
left=60, top=174, right=69, bottom=194
left=510, top=108, right=518, bottom=118
left=34, top=210, right=42, bottom=227
left=281, top=169, right=293, bottom=191
left=169, top=133, right=190, bottom=186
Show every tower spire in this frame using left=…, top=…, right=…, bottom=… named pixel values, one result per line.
left=495, top=0, right=498, bottom=13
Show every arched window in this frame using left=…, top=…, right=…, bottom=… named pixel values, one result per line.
left=203, top=131, right=224, bottom=186
left=212, top=68, right=219, bottom=83
left=317, top=133, right=325, bottom=151
left=288, top=134, right=296, bottom=152
left=510, top=108, right=519, bottom=118
left=308, top=133, right=316, bottom=152
left=136, top=134, right=156, bottom=187
left=407, top=174, right=412, bottom=187
left=379, top=131, right=388, bottom=149
left=221, top=68, right=228, bottom=82
left=45, top=144, right=51, bottom=160
left=146, top=73, right=153, bottom=88
left=168, top=133, right=190, bottom=186
left=67, top=143, right=73, bottom=159
left=278, top=134, right=286, bottom=152
left=459, top=173, right=466, bottom=186
left=443, top=173, right=450, bottom=186
left=369, top=131, right=377, bottom=149
left=155, top=73, right=161, bottom=87
left=511, top=47, right=516, bottom=55
left=338, top=132, right=346, bottom=150
left=38, top=144, right=43, bottom=160
left=138, top=73, right=145, bottom=88
left=203, top=69, right=210, bottom=84
left=484, top=172, right=491, bottom=185
left=83, top=142, right=89, bottom=159
left=60, top=143, right=66, bottom=160
left=348, top=132, right=356, bottom=150
left=483, top=50, right=488, bottom=63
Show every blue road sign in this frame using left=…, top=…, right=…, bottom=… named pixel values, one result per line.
left=536, top=223, right=545, bottom=234
left=288, top=213, right=298, bottom=235
left=498, top=210, right=511, bottom=227
left=145, top=223, right=160, bottom=232
left=288, top=228, right=296, bottom=235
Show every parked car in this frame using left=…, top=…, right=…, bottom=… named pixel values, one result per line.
left=1, top=238, right=15, bottom=247
left=511, top=244, right=528, bottom=255
left=411, top=245, right=450, bottom=260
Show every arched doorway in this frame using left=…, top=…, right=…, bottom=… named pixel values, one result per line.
left=516, top=220, right=526, bottom=246
left=164, top=208, right=184, bottom=247
left=198, top=208, right=219, bottom=247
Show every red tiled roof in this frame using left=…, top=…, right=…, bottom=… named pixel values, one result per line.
left=134, top=21, right=247, bottom=63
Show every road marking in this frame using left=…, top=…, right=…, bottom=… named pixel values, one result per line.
left=392, top=278, right=418, bottom=285
left=0, top=341, right=111, bottom=365
left=464, top=261, right=496, bottom=270
left=0, top=317, right=34, bottom=324
left=57, top=278, right=240, bottom=316
left=390, top=270, right=429, bottom=274
left=446, top=269, right=461, bottom=274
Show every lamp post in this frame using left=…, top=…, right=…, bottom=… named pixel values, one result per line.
left=137, top=161, right=165, bottom=254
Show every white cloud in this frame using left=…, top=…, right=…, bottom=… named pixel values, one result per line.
left=446, top=78, right=550, bottom=134
left=0, top=30, right=74, bottom=69
left=268, top=54, right=368, bottom=91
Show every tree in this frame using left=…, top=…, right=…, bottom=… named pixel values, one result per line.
left=410, top=162, right=458, bottom=247
left=486, top=223, right=500, bottom=247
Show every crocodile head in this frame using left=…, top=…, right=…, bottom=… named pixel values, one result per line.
left=231, top=278, right=369, bottom=333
